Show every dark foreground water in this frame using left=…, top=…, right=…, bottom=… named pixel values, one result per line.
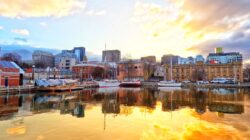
left=0, top=87, right=250, bottom=140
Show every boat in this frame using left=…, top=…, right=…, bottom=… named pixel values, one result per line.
left=119, top=80, right=141, bottom=87
left=158, top=81, right=182, bottom=87
left=98, top=79, right=120, bottom=87
left=158, top=56, right=182, bottom=87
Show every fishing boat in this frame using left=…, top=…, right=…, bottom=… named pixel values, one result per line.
left=98, top=79, right=120, bottom=87
left=158, top=56, right=182, bottom=87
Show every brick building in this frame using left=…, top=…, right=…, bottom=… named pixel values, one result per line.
left=72, top=64, right=105, bottom=80
left=165, top=62, right=243, bottom=82
left=0, top=61, right=24, bottom=87
left=117, top=60, right=154, bottom=81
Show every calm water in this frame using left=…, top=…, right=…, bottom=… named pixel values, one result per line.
left=0, top=87, right=250, bottom=140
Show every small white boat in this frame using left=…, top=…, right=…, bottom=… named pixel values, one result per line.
left=158, top=80, right=182, bottom=87
left=98, top=79, right=120, bottom=87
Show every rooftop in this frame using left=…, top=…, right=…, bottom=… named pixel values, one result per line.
left=0, top=61, right=25, bottom=73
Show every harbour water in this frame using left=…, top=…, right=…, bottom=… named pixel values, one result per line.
left=0, top=87, right=250, bottom=140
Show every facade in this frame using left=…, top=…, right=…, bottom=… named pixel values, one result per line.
left=161, top=55, right=179, bottom=65
left=73, top=47, right=86, bottom=62
left=32, top=50, right=54, bottom=68
left=0, top=61, right=24, bottom=87
left=72, top=64, right=105, bottom=80
left=153, top=65, right=165, bottom=80
left=102, top=50, right=121, bottom=62
left=195, top=55, right=205, bottom=63
left=58, top=57, right=76, bottom=70
left=207, top=48, right=242, bottom=64
left=141, top=56, right=156, bottom=63
left=117, top=60, right=154, bottom=81
left=165, top=62, right=243, bottom=82
left=55, top=51, right=77, bottom=70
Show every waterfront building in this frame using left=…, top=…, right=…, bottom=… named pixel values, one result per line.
left=32, top=50, right=54, bottom=68
left=165, top=61, right=243, bottom=82
left=58, top=47, right=86, bottom=64
left=0, top=61, right=24, bottom=87
left=207, top=48, right=242, bottom=64
left=161, top=55, right=179, bottom=65
left=102, top=50, right=121, bottom=62
left=117, top=60, right=154, bottom=81
left=141, top=56, right=156, bottom=63
left=153, top=65, right=165, bottom=80
left=55, top=51, right=77, bottom=70
left=72, top=64, right=105, bottom=80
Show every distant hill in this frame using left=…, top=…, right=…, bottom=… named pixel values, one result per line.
left=0, top=44, right=101, bottom=61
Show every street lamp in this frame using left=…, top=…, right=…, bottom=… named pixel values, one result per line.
left=32, top=65, right=35, bottom=81
left=53, top=67, right=57, bottom=80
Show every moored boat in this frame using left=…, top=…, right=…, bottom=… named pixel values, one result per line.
left=119, top=80, right=141, bottom=87
left=158, top=80, right=182, bottom=87
left=98, top=79, right=120, bottom=87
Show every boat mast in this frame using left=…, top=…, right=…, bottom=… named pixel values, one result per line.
left=170, top=56, right=173, bottom=81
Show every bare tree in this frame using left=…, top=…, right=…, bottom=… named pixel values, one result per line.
left=244, top=64, right=250, bottom=82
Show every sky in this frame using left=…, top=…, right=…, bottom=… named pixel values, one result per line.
left=0, top=0, right=250, bottom=62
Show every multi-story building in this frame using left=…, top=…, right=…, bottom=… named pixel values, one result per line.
left=55, top=51, right=77, bottom=70
left=32, top=50, right=54, bottom=68
left=153, top=65, right=165, bottom=80
left=102, top=50, right=121, bottom=62
left=117, top=60, right=154, bottom=81
left=207, top=47, right=242, bottom=64
left=73, top=47, right=86, bottom=62
left=163, top=48, right=244, bottom=82
left=178, top=56, right=196, bottom=64
left=161, top=55, right=179, bottom=65
left=141, top=56, right=156, bottom=63
left=165, top=62, right=243, bottom=82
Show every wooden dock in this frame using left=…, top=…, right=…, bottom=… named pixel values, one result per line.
left=0, top=85, right=34, bottom=94
left=183, top=83, right=250, bottom=88
left=0, top=82, right=99, bottom=94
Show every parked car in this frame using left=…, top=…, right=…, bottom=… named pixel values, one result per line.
left=211, top=78, right=228, bottom=84
left=225, top=78, right=237, bottom=84
left=182, top=80, right=191, bottom=84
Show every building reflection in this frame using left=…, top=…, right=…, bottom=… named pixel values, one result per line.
left=0, top=88, right=247, bottom=120
left=159, top=88, right=244, bottom=115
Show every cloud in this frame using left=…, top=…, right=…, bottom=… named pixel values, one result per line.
left=14, top=37, right=27, bottom=42
left=131, top=0, right=250, bottom=58
left=0, top=26, right=3, bottom=30
left=187, top=33, right=250, bottom=61
left=11, top=29, right=30, bottom=36
left=86, top=9, right=106, bottom=16
left=0, top=0, right=86, bottom=18
left=39, top=22, right=47, bottom=27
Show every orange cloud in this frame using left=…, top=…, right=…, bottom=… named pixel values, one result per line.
left=11, top=29, right=30, bottom=36
left=0, top=0, right=85, bottom=18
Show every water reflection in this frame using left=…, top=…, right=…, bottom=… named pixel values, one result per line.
left=0, top=87, right=249, bottom=139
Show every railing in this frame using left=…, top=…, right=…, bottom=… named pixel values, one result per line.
left=0, top=85, right=34, bottom=93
